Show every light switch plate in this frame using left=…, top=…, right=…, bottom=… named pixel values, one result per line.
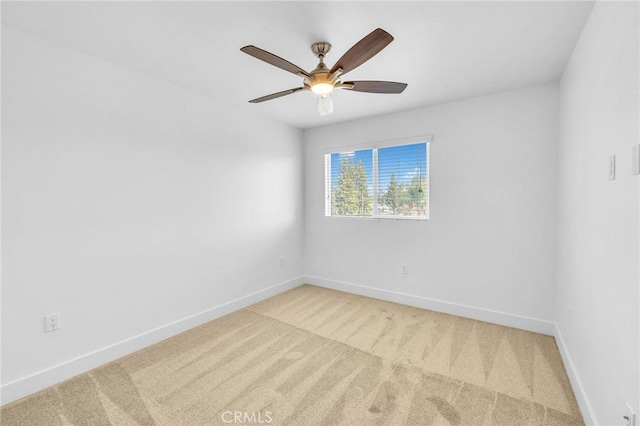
left=609, top=155, right=616, bottom=181
left=626, top=403, right=636, bottom=426
left=633, top=144, right=640, bottom=175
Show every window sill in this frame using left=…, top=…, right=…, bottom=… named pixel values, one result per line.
left=325, top=215, right=429, bottom=222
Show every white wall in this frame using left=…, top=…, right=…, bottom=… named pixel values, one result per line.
left=304, top=84, right=559, bottom=328
left=1, top=26, right=304, bottom=402
left=555, top=2, right=640, bottom=425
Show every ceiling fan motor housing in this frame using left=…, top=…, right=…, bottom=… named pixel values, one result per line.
left=306, top=42, right=344, bottom=92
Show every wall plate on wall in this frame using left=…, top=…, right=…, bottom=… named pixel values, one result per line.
left=632, top=144, right=640, bottom=176
left=625, top=403, right=636, bottom=426
left=608, top=155, right=616, bottom=181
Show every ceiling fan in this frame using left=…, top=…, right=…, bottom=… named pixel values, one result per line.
left=241, top=28, right=407, bottom=116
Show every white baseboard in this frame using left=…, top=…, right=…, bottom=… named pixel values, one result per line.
left=0, top=276, right=305, bottom=406
left=304, top=276, right=555, bottom=335
left=553, top=324, right=598, bottom=426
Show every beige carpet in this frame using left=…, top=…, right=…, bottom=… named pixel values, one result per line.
left=1, top=284, right=583, bottom=425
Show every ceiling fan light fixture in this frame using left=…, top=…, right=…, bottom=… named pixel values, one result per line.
left=317, top=93, right=334, bottom=116
left=242, top=28, right=407, bottom=116
left=310, top=81, right=334, bottom=95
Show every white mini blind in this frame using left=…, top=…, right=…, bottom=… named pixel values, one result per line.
left=325, top=141, right=429, bottom=220
left=327, top=149, right=373, bottom=216
left=377, top=142, right=428, bottom=217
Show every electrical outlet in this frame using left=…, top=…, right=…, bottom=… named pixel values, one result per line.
left=279, top=256, right=285, bottom=269
left=45, top=313, right=60, bottom=332
left=625, top=403, right=636, bottom=426
left=402, top=264, right=408, bottom=275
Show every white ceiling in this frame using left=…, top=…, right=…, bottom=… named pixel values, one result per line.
left=2, top=1, right=594, bottom=129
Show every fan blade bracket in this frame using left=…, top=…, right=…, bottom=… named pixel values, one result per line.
left=336, top=82, right=355, bottom=90
left=330, top=68, right=344, bottom=79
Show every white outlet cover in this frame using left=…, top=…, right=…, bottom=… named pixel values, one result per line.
left=45, top=313, right=60, bottom=332
left=632, top=144, right=640, bottom=175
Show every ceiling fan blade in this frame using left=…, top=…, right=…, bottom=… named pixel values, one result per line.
left=330, top=28, right=394, bottom=75
left=241, top=46, right=310, bottom=77
left=249, top=87, right=306, bottom=103
left=344, top=81, right=408, bottom=94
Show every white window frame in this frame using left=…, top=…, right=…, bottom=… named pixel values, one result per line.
left=324, top=135, right=432, bottom=221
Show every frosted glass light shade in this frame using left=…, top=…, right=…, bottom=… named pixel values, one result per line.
left=311, top=82, right=334, bottom=95
left=317, top=94, right=334, bottom=116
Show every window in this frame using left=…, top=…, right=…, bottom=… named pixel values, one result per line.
left=325, top=138, right=430, bottom=220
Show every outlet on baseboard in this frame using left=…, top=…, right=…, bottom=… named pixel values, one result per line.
left=45, top=313, right=60, bottom=333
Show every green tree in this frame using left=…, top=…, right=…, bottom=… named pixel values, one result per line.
left=353, top=160, right=371, bottom=215
left=382, top=173, right=405, bottom=213
left=408, top=175, right=427, bottom=215
left=332, top=158, right=371, bottom=215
